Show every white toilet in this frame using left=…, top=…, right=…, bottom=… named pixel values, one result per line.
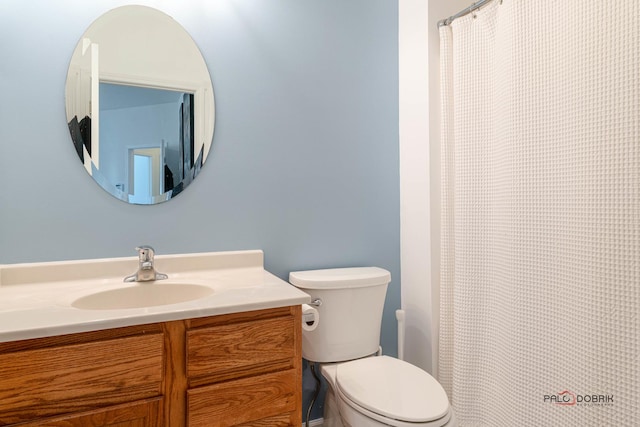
left=290, top=267, right=456, bottom=427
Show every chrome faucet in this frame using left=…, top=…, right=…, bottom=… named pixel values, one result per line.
left=124, top=246, right=168, bottom=282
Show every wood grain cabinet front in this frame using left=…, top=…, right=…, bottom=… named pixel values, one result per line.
left=185, top=306, right=302, bottom=426
left=188, top=370, right=298, bottom=427
left=16, top=398, right=162, bottom=427
left=0, top=326, right=164, bottom=427
left=0, top=306, right=302, bottom=427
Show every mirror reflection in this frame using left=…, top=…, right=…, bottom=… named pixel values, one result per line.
left=65, top=6, right=214, bottom=204
left=99, top=83, right=198, bottom=204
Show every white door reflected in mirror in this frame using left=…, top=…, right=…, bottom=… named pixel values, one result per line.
left=131, top=152, right=154, bottom=205
left=133, top=154, right=152, bottom=201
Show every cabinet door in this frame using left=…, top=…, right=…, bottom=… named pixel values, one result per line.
left=186, top=310, right=296, bottom=386
left=187, top=370, right=297, bottom=427
left=0, top=333, right=163, bottom=425
left=15, top=398, right=161, bottom=427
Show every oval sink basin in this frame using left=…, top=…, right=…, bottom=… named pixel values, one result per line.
left=72, top=283, right=214, bottom=310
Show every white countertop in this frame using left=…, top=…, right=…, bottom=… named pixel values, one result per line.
left=0, top=250, right=310, bottom=342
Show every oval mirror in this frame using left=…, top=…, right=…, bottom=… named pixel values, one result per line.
left=65, top=6, right=214, bottom=204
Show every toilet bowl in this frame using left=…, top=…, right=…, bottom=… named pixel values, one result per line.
left=322, top=357, right=456, bottom=427
left=289, top=267, right=456, bottom=427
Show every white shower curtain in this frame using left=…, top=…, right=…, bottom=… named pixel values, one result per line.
left=439, top=1, right=639, bottom=426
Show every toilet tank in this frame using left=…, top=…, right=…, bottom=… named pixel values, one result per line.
left=289, top=267, right=391, bottom=363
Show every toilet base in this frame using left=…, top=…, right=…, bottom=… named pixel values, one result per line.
left=322, top=368, right=385, bottom=427
left=323, top=386, right=345, bottom=427
left=325, top=384, right=386, bottom=427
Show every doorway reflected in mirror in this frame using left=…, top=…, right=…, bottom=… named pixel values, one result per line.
left=96, top=83, right=196, bottom=204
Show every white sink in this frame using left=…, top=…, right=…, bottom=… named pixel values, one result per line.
left=72, top=283, right=214, bottom=310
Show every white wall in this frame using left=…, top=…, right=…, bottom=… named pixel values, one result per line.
left=399, top=0, right=430, bottom=371
left=399, top=0, right=470, bottom=374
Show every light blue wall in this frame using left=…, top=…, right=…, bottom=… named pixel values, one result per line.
left=0, top=0, right=399, bottom=419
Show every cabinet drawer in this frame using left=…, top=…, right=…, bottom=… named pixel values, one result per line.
left=16, top=397, right=161, bottom=427
left=187, top=370, right=297, bottom=427
left=186, top=314, right=295, bottom=385
left=0, top=333, right=163, bottom=425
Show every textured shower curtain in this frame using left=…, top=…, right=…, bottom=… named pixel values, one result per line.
left=438, top=1, right=638, bottom=426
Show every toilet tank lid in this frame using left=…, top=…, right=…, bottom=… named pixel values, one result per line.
left=289, top=267, right=391, bottom=289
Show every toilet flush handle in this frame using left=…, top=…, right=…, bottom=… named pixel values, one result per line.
left=309, top=298, right=322, bottom=307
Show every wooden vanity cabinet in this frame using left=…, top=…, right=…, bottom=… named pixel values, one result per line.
left=0, top=306, right=302, bottom=427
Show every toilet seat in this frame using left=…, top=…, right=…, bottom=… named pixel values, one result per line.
left=335, top=356, right=451, bottom=426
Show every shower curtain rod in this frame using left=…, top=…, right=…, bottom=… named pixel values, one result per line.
left=437, top=0, right=494, bottom=27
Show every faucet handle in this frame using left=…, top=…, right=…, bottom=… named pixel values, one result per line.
left=136, top=245, right=155, bottom=261
left=125, top=245, right=168, bottom=282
